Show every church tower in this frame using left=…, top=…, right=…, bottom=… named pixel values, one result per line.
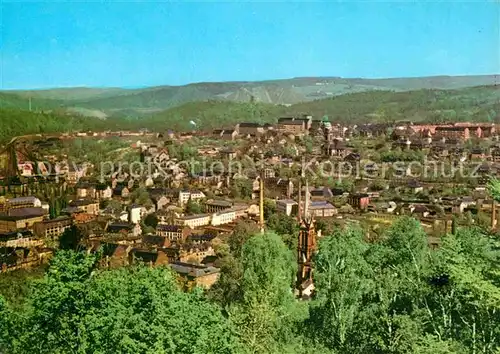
left=296, top=180, right=316, bottom=298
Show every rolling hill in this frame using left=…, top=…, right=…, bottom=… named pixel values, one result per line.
left=137, top=85, right=500, bottom=131
left=2, top=75, right=498, bottom=118
left=1, top=84, right=499, bottom=141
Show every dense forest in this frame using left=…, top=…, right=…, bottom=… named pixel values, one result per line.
left=0, top=109, right=130, bottom=142
left=0, top=215, right=499, bottom=353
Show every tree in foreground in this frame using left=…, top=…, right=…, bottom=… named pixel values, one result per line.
left=2, top=250, right=239, bottom=354
left=228, top=232, right=308, bottom=353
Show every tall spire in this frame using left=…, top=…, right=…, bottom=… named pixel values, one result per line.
left=304, top=179, right=310, bottom=221
left=259, top=172, right=265, bottom=233
left=296, top=177, right=316, bottom=299
left=297, top=179, right=302, bottom=221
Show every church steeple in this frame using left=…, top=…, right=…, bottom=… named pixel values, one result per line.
left=296, top=179, right=316, bottom=298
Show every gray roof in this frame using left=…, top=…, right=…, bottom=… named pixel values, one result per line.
left=170, top=262, right=220, bottom=277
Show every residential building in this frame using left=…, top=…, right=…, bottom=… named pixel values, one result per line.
left=221, top=129, right=238, bottom=141
left=357, top=124, right=389, bottom=137
left=236, top=123, right=265, bottom=137
left=100, top=243, right=132, bottom=268
left=76, top=182, right=96, bottom=199
left=276, top=199, right=298, bottom=216
left=187, top=233, right=217, bottom=244
left=434, top=126, right=470, bottom=140
left=220, top=149, right=237, bottom=160
left=33, top=216, right=72, bottom=241
left=0, top=230, right=42, bottom=248
left=142, top=235, right=171, bottom=248
left=277, top=117, right=310, bottom=135
left=0, top=211, right=46, bottom=233
left=348, top=193, right=371, bottom=210
left=178, top=190, right=206, bottom=206
left=205, top=199, right=232, bottom=213
left=129, top=248, right=170, bottom=267
left=260, top=178, right=294, bottom=199
left=96, top=185, right=113, bottom=199
left=324, top=139, right=348, bottom=158
left=155, top=224, right=190, bottom=241
left=66, top=163, right=87, bottom=184
left=7, top=197, right=42, bottom=210
left=68, top=199, right=100, bottom=215
left=169, top=262, right=220, bottom=289
left=128, top=204, right=142, bottom=224
left=174, top=214, right=211, bottom=228
left=73, top=213, right=97, bottom=224
left=308, top=201, right=337, bottom=217
left=106, top=222, right=142, bottom=237
left=212, top=129, right=224, bottom=138
left=211, top=210, right=236, bottom=226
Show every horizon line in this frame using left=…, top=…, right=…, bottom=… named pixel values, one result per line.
left=2, top=73, right=499, bottom=92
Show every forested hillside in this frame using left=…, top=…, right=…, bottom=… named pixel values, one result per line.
left=1, top=85, right=499, bottom=142
left=0, top=110, right=126, bottom=142
left=139, top=85, right=500, bottom=130
left=141, top=100, right=287, bottom=130
left=0, top=92, right=63, bottom=111
left=289, top=85, right=500, bottom=123
left=3, top=75, right=498, bottom=118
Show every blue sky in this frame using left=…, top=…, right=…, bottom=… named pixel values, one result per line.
left=1, top=1, right=499, bottom=89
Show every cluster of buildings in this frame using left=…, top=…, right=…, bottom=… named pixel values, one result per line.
left=1, top=114, right=500, bottom=294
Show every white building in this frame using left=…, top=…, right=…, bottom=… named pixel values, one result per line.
left=8, top=197, right=42, bottom=209
left=129, top=205, right=142, bottom=224
left=276, top=199, right=298, bottom=216
left=178, top=190, right=206, bottom=206
left=174, top=214, right=211, bottom=228
left=211, top=210, right=237, bottom=226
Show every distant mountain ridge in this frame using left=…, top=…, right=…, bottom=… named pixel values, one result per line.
left=1, top=85, right=499, bottom=141
left=2, top=75, right=498, bottom=118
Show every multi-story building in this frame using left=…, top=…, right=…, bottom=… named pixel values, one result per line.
left=178, top=190, right=206, bottom=206
left=7, top=197, right=42, bottom=210
left=0, top=212, right=46, bottom=233
left=68, top=199, right=100, bottom=215
left=434, top=126, right=470, bottom=140
left=0, top=230, right=42, bottom=248
left=277, top=117, right=311, bottom=135
left=348, top=193, right=370, bottom=210
left=308, top=201, right=337, bottom=217
left=211, top=210, right=236, bottom=226
left=236, top=123, right=265, bottom=137
left=174, top=214, right=211, bottom=228
left=76, top=183, right=96, bottom=199
left=33, top=216, right=73, bottom=241
left=169, top=262, right=220, bottom=289
left=204, top=199, right=233, bottom=213
left=155, top=224, right=191, bottom=241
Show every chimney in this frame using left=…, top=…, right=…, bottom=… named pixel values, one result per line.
left=259, top=175, right=264, bottom=232
left=298, top=179, right=302, bottom=221
left=492, top=199, right=497, bottom=230
left=304, top=179, right=310, bottom=220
